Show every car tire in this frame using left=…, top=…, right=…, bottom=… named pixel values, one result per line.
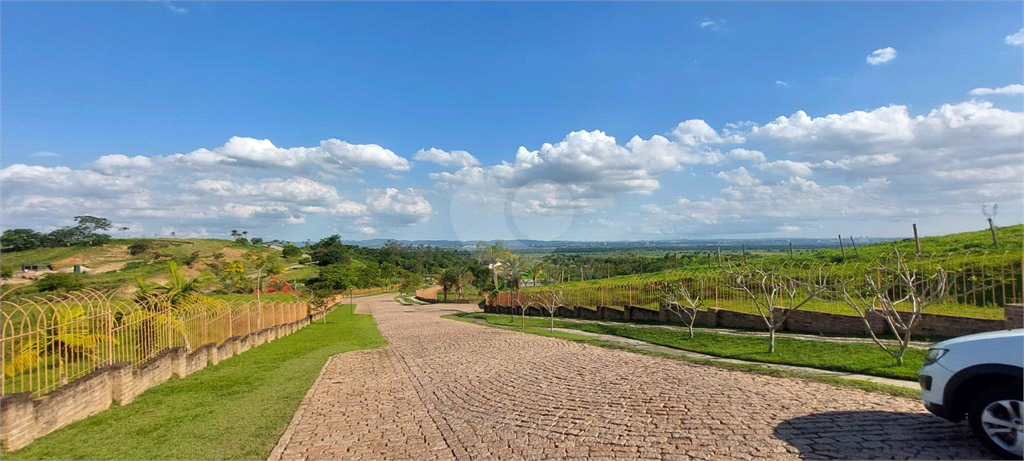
left=967, top=384, right=1024, bottom=460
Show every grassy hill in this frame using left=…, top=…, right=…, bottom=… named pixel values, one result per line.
left=514, top=225, right=1023, bottom=319
left=0, top=238, right=308, bottom=297
left=802, top=224, right=1022, bottom=263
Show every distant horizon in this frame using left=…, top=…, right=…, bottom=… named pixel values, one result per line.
left=2, top=3, right=1021, bottom=242
left=68, top=222, right=1020, bottom=247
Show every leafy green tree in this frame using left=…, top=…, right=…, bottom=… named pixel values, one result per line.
left=399, top=272, right=424, bottom=296
left=355, top=264, right=382, bottom=288
left=42, top=227, right=79, bottom=247
left=1, top=228, right=44, bottom=251
left=310, top=235, right=351, bottom=266
left=313, top=264, right=357, bottom=291
left=281, top=243, right=302, bottom=258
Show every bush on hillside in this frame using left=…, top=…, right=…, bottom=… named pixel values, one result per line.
left=36, top=272, right=84, bottom=292
left=128, top=240, right=154, bottom=256
left=282, top=243, right=302, bottom=258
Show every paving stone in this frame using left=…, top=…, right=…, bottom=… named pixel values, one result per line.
left=269, top=296, right=996, bottom=460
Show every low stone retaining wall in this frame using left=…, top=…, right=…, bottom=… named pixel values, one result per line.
left=484, top=303, right=1023, bottom=338
left=414, top=296, right=481, bottom=304
left=0, top=308, right=332, bottom=452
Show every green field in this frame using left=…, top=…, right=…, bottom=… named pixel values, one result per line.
left=2, top=305, right=386, bottom=460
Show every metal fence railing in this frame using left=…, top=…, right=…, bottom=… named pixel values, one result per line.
left=494, top=252, right=1022, bottom=317
left=2, top=289, right=311, bottom=398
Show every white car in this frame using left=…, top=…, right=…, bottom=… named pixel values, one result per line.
left=919, top=328, right=1023, bottom=459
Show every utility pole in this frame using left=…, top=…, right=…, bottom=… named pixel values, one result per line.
left=913, top=224, right=921, bottom=255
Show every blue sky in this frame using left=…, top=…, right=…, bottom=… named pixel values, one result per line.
left=2, top=2, right=1022, bottom=243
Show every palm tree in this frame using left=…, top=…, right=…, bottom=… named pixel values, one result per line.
left=523, top=262, right=546, bottom=287
left=456, top=269, right=475, bottom=301
left=439, top=269, right=459, bottom=302
left=477, top=241, right=510, bottom=291
left=133, top=261, right=219, bottom=352
left=3, top=303, right=117, bottom=381
left=499, top=253, right=528, bottom=327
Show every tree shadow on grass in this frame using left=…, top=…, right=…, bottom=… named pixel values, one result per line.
left=773, top=410, right=995, bottom=460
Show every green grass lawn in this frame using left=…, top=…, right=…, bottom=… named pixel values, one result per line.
left=462, top=312, right=925, bottom=381
left=3, top=305, right=386, bottom=460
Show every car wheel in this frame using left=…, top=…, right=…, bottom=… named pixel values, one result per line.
left=968, top=385, right=1024, bottom=460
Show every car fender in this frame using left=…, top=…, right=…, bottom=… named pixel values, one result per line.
left=943, top=363, right=1023, bottom=417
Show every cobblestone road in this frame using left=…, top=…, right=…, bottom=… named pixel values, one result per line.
left=270, top=295, right=993, bottom=460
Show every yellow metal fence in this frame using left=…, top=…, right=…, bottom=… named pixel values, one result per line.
left=2, top=289, right=311, bottom=397
left=496, top=252, right=1023, bottom=315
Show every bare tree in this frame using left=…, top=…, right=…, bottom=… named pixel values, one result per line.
left=837, top=250, right=948, bottom=365
left=728, top=264, right=828, bottom=353
left=658, top=275, right=706, bottom=339
left=531, top=288, right=564, bottom=332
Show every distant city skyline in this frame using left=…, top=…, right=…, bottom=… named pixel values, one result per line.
left=2, top=2, right=1022, bottom=242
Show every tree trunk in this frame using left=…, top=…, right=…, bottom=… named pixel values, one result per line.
left=768, top=329, right=775, bottom=353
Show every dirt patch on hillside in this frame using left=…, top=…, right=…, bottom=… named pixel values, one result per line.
left=52, top=245, right=132, bottom=270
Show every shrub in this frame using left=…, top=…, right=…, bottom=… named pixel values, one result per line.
left=1, top=264, right=13, bottom=279
left=281, top=243, right=302, bottom=258
left=128, top=240, right=154, bottom=256
left=179, top=251, right=200, bottom=267
left=36, top=272, right=84, bottom=292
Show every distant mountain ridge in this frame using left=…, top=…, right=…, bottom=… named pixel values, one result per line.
left=345, top=237, right=896, bottom=251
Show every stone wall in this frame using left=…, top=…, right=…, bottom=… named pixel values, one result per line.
left=1, top=309, right=330, bottom=452
left=483, top=302, right=1023, bottom=339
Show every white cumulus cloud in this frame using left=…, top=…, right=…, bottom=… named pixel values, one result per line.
left=866, top=47, right=897, bottom=65
left=414, top=148, right=481, bottom=168
left=1006, top=28, right=1024, bottom=46
left=969, top=84, right=1024, bottom=96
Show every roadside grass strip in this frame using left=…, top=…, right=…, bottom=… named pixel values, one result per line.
left=3, top=305, right=387, bottom=460
left=458, top=313, right=926, bottom=381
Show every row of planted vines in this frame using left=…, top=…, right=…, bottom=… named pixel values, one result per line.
left=501, top=251, right=1022, bottom=319
left=1, top=289, right=311, bottom=397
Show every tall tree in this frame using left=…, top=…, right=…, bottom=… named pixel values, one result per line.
left=477, top=241, right=510, bottom=291
left=499, top=253, right=528, bottom=327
